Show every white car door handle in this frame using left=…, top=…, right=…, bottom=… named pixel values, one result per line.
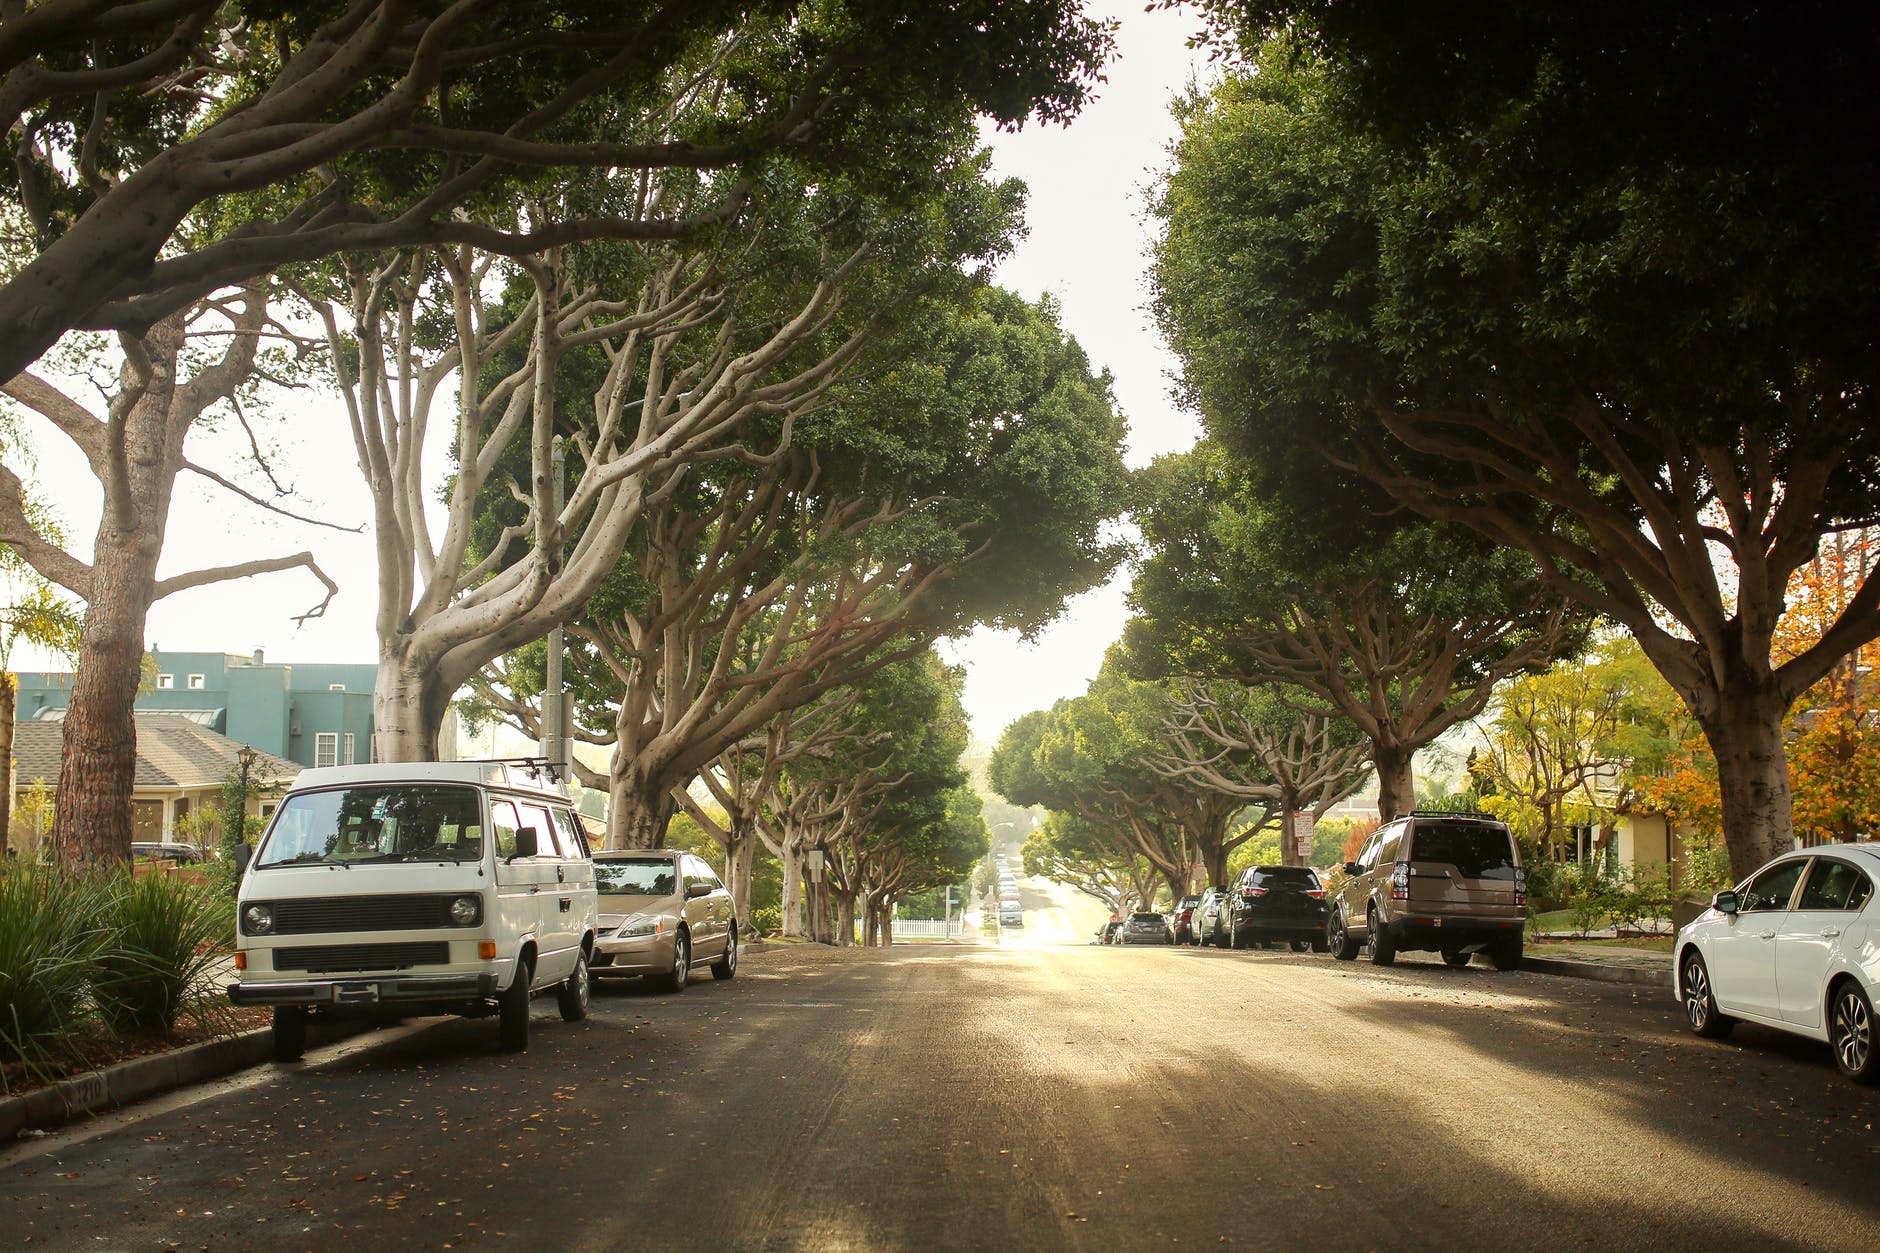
left=1758, top=930, right=1776, bottom=940
left=1820, top=928, right=1841, bottom=938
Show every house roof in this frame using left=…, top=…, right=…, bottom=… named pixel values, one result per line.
left=12, top=714, right=301, bottom=792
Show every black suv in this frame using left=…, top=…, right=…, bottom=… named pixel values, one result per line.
left=1223, top=866, right=1330, bottom=951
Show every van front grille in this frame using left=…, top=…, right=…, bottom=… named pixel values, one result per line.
left=269, top=895, right=457, bottom=934
left=274, top=942, right=450, bottom=973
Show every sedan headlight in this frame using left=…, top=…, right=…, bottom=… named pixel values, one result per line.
left=448, top=895, right=481, bottom=926
left=241, top=903, right=273, bottom=935
left=620, top=916, right=662, bottom=938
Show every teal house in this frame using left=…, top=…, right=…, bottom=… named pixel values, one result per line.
left=16, top=649, right=378, bottom=770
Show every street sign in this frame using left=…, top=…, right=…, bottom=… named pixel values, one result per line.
left=1292, top=811, right=1314, bottom=858
left=807, top=849, right=824, bottom=880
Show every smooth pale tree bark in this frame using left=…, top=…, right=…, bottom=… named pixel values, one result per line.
left=313, top=240, right=866, bottom=762
left=0, top=297, right=336, bottom=868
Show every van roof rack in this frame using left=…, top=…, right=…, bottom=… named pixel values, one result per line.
left=482, top=756, right=565, bottom=785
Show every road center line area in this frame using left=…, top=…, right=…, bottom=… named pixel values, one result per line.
left=4, top=946, right=1877, bottom=1251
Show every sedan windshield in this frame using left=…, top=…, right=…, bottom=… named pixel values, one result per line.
left=594, top=859, right=677, bottom=896
left=256, top=785, right=484, bottom=868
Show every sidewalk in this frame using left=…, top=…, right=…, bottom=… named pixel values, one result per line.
left=1523, top=938, right=1672, bottom=990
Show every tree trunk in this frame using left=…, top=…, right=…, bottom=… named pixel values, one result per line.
left=371, top=650, right=451, bottom=763
left=1701, top=697, right=1797, bottom=881
left=54, top=318, right=188, bottom=871
left=1372, top=743, right=1415, bottom=822
left=607, top=770, right=677, bottom=850
left=779, top=841, right=805, bottom=937
left=879, top=897, right=895, bottom=947
left=0, top=673, right=14, bottom=844
left=835, top=887, right=857, bottom=946
left=1202, top=844, right=1229, bottom=889
left=726, top=825, right=756, bottom=929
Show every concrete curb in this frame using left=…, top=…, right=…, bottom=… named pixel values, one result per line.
left=1522, top=953, right=1671, bottom=990
left=2, top=1027, right=272, bottom=1143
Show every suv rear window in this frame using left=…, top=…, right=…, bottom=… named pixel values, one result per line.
left=1251, top=867, right=1321, bottom=889
left=1408, top=823, right=1517, bottom=880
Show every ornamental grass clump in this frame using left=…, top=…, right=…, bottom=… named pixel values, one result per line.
left=91, top=869, right=235, bottom=1039
left=0, top=865, right=111, bottom=1077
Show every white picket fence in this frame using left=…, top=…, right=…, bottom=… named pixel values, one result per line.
left=888, top=918, right=967, bottom=939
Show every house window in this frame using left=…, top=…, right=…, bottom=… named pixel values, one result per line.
left=343, top=732, right=356, bottom=765
left=187, top=674, right=205, bottom=689
left=329, top=683, right=346, bottom=691
left=156, top=673, right=173, bottom=689
left=315, top=732, right=338, bottom=768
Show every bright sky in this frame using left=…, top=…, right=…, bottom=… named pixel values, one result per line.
left=13, top=7, right=1210, bottom=747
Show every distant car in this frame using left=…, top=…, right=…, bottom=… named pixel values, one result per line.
left=590, top=850, right=738, bottom=993
left=999, top=906, right=1024, bottom=927
left=133, top=841, right=206, bottom=865
left=1224, top=866, right=1330, bottom=952
left=1120, top=911, right=1173, bottom=946
left=1092, top=919, right=1123, bottom=945
left=1170, top=895, right=1200, bottom=944
left=1675, top=845, right=1879, bottom=1083
left=1192, top=887, right=1230, bottom=946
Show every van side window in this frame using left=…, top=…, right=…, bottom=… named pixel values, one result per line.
left=490, top=799, right=520, bottom=859
left=552, top=808, right=590, bottom=858
left=518, top=802, right=561, bottom=857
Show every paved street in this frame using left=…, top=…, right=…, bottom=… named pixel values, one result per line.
left=5, top=944, right=1878, bottom=1251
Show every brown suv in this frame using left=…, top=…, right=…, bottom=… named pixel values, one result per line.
left=1326, top=811, right=1526, bottom=970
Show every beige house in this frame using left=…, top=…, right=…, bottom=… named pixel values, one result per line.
left=9, top=713, right=300, bottom=856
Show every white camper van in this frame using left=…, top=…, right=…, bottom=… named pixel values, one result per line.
left=227, top=759, right=598, bottom=1059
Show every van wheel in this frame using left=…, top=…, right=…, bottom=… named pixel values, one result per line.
left=1328, top=912, right=1360, bottom=961
left=655, top=930, right=689, bottom=994
left=1367, top=909, right=1396, bottom=966
left=1489, top=935, right=1523, bottom=972
left=710, top=926, right=738, bottom=980
left=1442, top=949, right=1471, bottom=968
left=271, top=1006, right=308, bottom=1062
left=499, top=959, right=533, bottom=1053
left=557, top=950, right=590, bottom=1022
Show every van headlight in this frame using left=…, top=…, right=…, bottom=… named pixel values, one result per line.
left=241, top=904, right=273, bottom=935
left=448, top=895, right=481, bottom=926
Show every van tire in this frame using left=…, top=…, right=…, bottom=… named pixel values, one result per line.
left=499, top=959, right=533, bottom=1053
left=271, top=1006, right=308, bottom=1062
left=557, top=950, right=590, bottom=1022
left=1367, top=909, right=1397, bottom=966
left=1489, top=936, right=1523, bottom=972
left=710, top=926, right=738, bottom=980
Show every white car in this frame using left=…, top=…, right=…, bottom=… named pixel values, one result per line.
left=228, top=759, right=598, bottom=1060
left=1674, top=844, right=1878, bottom=1082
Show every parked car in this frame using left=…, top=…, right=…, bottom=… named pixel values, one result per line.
left=1327, top=811, right=1526, bottom=970
left=228, top=759, right=598, bottom=1060
left=133, top=841, right=207, bottom=865
left=1120, top=911, right=1174, bottom=946
left=1223, top=866, right=1329, bottom=951
left=1192, top=887, right=1230, bottom=946
left=1093, top=918, right=1123, bottom=945
left=1170, top=895, right=1200, bottom=944
left=590, top=849, right=739, bottom=992
left=999, top=905, right=1025, bottom=928
left=1675, top=845, right=1878, bottom=1083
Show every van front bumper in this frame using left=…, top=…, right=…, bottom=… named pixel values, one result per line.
left=227, top=973, right=499, bottom=1007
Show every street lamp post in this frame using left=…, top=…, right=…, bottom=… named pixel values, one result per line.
left=233, top=744, right=259, bottom=875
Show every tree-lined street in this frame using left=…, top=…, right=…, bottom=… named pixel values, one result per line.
left=5, top=949, right=1876, bottom=1250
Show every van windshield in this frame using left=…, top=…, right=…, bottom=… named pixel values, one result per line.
left=256, top=785, right=484, bottom=867
left=1410, top=823, right=1517, bottom=879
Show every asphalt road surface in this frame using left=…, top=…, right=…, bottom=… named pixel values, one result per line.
left=5, top=944, right=1879, bottom=1251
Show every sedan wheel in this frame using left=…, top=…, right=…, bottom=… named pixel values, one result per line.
left=655, top=931, right=690, bottom=994
left=1829, top=982, right=1876, bottom=1083
left=1681, top=949, right=1733, bottom=1040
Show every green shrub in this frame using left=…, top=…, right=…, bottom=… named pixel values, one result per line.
left=0, top=865, right=111, bottom=1077
left=749, top=905, right=783, bottom=937
left=91, top=870, right=235, bottom=1038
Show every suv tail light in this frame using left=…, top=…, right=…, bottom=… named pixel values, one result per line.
left=1243, top=887, right=1266, bottom=897
left=1305, top=888, right=1325, bottom=899
left=1514, top=865, right=1527, bottom=908
left=1390, top=861, right=1409, bottom=900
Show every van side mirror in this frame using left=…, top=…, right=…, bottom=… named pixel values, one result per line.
left=509, top=827, right=539, bottom=863
left=1711, top=890, right=1739, bottom=916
